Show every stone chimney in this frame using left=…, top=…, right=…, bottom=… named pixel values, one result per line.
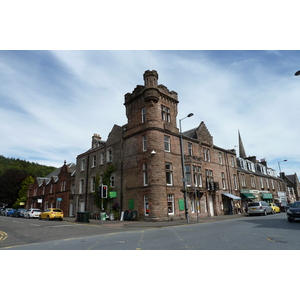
left=92, top=133, right=102, bottom=148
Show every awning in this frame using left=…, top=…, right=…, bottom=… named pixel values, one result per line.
left=261, top=193, right=273, bottom=200
left=241, top=193, right=256, bottom=199
left=222, top=193, right=241, bottom=200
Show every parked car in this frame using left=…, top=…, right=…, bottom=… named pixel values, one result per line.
left=6, top=209, right=16, bottom=217
left=247, top=201, right=273, bottom=216
left=287, top=201, right=300, bottom=222
left=276, top=200, right=288, bottom=212
left=1, top=208, right=12, bottom=216
left=24, top=208, right=41, bottom=219
left=39, top=208, right=64, bottom=221
left=12, top=208, right=28, bottom=218
left=269, top=203, right=280, bottom=213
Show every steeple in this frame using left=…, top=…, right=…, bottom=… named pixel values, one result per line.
left=238, top=130, right=247, bottom=158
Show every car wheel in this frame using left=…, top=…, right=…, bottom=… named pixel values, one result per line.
left=271, top=209, right=275, bottom=214
left=47, top=215, right=50, bottom=221
left=39, top=215, right=42, bottom=220
left=264, top=210, right=267, bottom=216
left=288, top=218, right=293, bottom=222
left=59, top=218, right=63, bottom=221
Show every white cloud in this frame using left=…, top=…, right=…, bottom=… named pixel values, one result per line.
left=1, top=50, right=300, bottom=177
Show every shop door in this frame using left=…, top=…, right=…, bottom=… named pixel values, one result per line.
left=208, top=195, right=214, bottom=216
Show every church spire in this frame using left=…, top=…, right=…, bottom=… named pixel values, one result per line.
left=238, top=130, right=247, bottom=158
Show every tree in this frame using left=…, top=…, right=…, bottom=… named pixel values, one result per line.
left=0, top=168, right=27, bottom=207
left=12, top=176, right=34, bottom=208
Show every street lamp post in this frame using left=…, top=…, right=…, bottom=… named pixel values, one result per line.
left=278, top=159, right=287, bottom=174
left=179, top=113, right=194, bottom=224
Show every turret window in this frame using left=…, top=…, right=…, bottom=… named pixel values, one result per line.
left=141, top=107, right=146, bottom=123
left=161, top=105, right=170, bottom=122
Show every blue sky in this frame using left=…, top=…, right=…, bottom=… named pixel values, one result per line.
left=1, top=50, right=300, bottom=177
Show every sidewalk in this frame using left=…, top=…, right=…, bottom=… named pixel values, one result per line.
left=65, top=213, right=246, bottom=228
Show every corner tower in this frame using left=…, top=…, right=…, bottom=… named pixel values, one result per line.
left=124, top=70, right=179, bottom=135
left=122, top=70, right=182, bottom=221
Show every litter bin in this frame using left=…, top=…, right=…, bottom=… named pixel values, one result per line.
left=100, top=212, right=106, bottom=221
left=76, top=212, right=90, bottom=223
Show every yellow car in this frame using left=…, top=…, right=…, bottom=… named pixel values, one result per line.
left=39, top=208, right=64, bottom=221
left=269, top=203, right=280, bottom=213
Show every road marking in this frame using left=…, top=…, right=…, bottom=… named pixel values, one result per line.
left=136, top=230, right=144, bottom=250
left=0, top=231, right=8, bottom=242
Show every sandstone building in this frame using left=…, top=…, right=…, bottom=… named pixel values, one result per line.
left=74, top=70, right=242, bottom=221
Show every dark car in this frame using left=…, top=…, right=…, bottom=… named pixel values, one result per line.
left=11, top=208, right=27, bottom=218
left=276, top=200, right=288, bottom=212
left=287, top=201, right=300, bottom=222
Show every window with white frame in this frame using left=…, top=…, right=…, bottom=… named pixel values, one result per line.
left=167, top=194, right=174, bottom=214
left=241, top=173, right=246, bottom=187
left=192, top=166, right=202, bottom=187
left=100, top=152, right=105, bottom=164
left=107, top=148, right=113, bottom=162
left=161, top=105, right=170, bottom=122
left=219, top=152, right=223, bottom=165
left=141, top=107, right=146, bottom=123
left=81, top=159, right=85, bottom=171
left=233, top=174, right=238, bottom=190
left=164, top=135, right=170, bottom=152
left=250, top=176, right=256, bottom=188
left=265, top=178, right=269, bottom=189
left=198, top=166, right=203, bottom=187
left=221, top=172, right=226, bottom=189
left=203, top=148, right=211, bottom=162
left=61, top=180, right=66, bottom=192
left=271, top=179, right=275, bottom=190
left=260, top=177, right=264, bottom=188
left=231, top=156, right=235, bottom=167
left=205, top=169, right=214, bottom=190
left=91, top=177, right=95, bottom=192
left=143, top=163, right=148, bottom=186
left=142, top=135, right=147, bottom=151
left=79, top=179, right=84, bottom=194
left=185, top=165, right=191, bottom=186
left=166, top=163, right=173, bottom=185
left=92, top=155, right=96, bottom=167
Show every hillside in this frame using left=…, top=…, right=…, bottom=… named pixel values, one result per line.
left=0, top=155, right=57, bottom=207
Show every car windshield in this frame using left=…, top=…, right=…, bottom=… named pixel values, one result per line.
left=248, top=202, right=259, bottom=207
left=53, top=209, right=62, bottom=212
left=290, top=202, right=300, bottom=208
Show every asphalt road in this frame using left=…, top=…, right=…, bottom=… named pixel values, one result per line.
left=1, top=212, right=300, bottom=250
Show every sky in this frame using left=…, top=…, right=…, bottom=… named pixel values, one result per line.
left=1, top=50, right=300, bottom=176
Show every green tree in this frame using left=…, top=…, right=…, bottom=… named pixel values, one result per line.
left=12, top=176, right=34, bottom=208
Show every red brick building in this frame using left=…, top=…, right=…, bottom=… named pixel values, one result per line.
left=26, top=161, right=76, bottom=216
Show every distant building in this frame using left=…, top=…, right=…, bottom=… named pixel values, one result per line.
left=236, top=133, right=288, bottom=209
left=26, top=161, right=76, bottom=216
left=280, top=173, right=300, bottom=203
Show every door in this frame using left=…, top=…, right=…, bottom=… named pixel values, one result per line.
left=208, top=195, right=214, bottom=216
left=79, top=202, right=85, bottom=212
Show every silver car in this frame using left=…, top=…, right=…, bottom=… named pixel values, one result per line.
left=247, top=201, right=273, bottom=216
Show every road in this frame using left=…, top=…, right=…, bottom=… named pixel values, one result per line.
left=1, top=212, right=300, bottom=250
